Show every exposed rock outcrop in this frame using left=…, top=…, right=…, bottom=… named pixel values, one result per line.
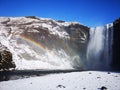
left=112, top=18, right=120, bottom=70
left=67, top=23, right=89, bottom=51
left=0, top=43, right=16, bottom=70
left=65, top=23, right=89, bottom=64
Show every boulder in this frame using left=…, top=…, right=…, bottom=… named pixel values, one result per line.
left=0, top=43, right=15, bottom=71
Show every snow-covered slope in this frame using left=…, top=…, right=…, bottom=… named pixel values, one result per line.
left=0, top=71, right=120, bottom=90
left=0, top=16, right=89, bottom=70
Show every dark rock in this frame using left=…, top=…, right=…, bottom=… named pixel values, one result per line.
left=101, top=86, right=107, bottom=90
left=97, top=77, right=101, bottom=79
left=0, top=43, right=16, bottom=70
left=25, top=16, right=40, bottom=20
left=107, top=72, right=110, bottom=74
left=89, top=72, right=92, bottom=74
left=56, top=85, right=66, bottom=88
left=114, top=75, right=118, bottom=77
left=83, top=87, right=86, bottom=89
left=112, top=18, right=120, bottom=70
left=57, top=20, right=65, bottom=23
left=36, top=74, right=40, bottom=76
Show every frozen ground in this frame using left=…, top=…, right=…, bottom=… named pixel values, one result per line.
left=0, top=71, right=120, bottom=90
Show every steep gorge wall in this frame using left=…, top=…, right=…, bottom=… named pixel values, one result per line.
left=112, top=18, right=120, bottom=70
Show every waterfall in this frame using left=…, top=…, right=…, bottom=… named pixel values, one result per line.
left=86, top=24, right=113, bottom=70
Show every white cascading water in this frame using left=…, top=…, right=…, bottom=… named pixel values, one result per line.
left=86, top=24, right=113, bottom=70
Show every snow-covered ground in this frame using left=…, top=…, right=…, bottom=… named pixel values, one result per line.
left=0, top=71, right=120, bottom=90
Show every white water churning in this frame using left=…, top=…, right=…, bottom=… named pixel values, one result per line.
left=87, top=24, right=113, bottom=70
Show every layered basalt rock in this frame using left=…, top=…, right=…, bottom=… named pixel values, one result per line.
left=112, top=18, right=120, bottom=70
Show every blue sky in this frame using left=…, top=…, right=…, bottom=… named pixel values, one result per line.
left=0, top=0, right=120, bottom=27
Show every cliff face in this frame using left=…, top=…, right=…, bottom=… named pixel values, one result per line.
left=65, top=24, right=89, bottom=64
left=0, top=16, right=89, bottom=70
left=112, top=18, right=120, bottom=70
left=67, top=24, right=89, bottom=52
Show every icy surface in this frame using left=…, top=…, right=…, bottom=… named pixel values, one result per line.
left=0, top=71, right=120, bottom=90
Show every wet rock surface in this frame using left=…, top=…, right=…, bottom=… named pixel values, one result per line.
left=112, top=18, right=120, bottom=70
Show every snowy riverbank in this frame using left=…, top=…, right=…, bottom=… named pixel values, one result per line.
left=0, top=71, right=120, bottom=90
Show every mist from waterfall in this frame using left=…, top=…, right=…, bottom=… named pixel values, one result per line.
left=86, top=24, right=113, bottom=70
